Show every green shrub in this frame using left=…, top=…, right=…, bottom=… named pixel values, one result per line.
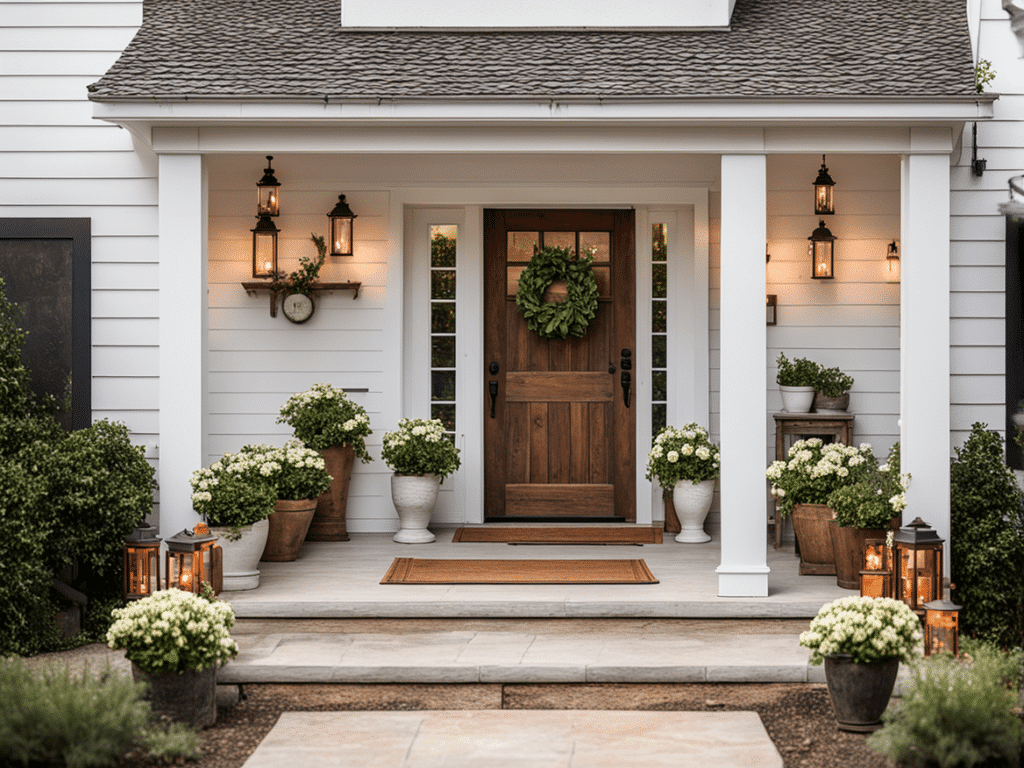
left=815, top=365, right=854, bottom=398
left=0, top=659, right=150, bottom=768
left=867, top=641, right=1024, bottom=767
left=775, top=352, right=819, bottom=387
left=138, top=720, right=203, bottom=764
left=950, top=423, right=1024, bottom=647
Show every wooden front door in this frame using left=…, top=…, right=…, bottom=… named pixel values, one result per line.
left=483, top=209, right=636, bottom=521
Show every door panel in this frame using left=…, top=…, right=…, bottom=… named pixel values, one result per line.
left=483, top=208, right=636, bottom=521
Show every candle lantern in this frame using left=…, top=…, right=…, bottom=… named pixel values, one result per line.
left=859, top=537, right=893, bottom=599
left=893, top=517, right=944, bottom=615
left=123, top=524, right=162, bottom=600
left=165, top=525, right=222, bottom=595
left=813, top=155, right=835, bottom=215
left=923, top=596, right=961, bottom=657
left=808, top=220, right=836, bottom=279
left=327, top=194, right=358, bottom=257
left=251, top=214, right=279, bottom=278
left=256, top=156, right=280, bottom=217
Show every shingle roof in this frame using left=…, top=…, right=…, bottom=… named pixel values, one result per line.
left=88, top=0, right=977, bottom=101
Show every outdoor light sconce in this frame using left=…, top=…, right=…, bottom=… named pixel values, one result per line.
left=813, top=155, right=835, bottom=215
left=923, top=593, right=961, bottom=657
left=165, top=525, right=222, bottom=595
left=808, top=220, right=836, bottom=279
left=859, top=537, right=894, bottom=599
left=886, top=240, right=901, bottom=282
left=766, top=294, right=777, bottom=325
left=123, top=524, right=162, bottom=601
left=893, top=517, right=944, bottom=616
left=251, top=214, right=279, bottom=278
left=256, top=156, right=280, bottom=217
left=327, top=194, right=358, bottom=257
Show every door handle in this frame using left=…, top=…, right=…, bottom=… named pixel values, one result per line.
left=489, top=380, right=498, bottom=418
left=620, top=348, right=632, bottom=407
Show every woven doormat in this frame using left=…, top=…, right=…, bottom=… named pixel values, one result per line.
left=451, top=527, right=663, bottom=545
left=380, top=558, right=659, bottom=584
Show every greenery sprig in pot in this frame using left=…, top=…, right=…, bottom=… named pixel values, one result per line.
left=382, top=418, right=461, bottom=544
left=814, top=365, right=855, bottom=413
left=645, top=423, right=721, bottom=543
left=271, top=233, right=327, bottom=298
left=776, top=352, right=819, bottom=413
left=106, top=588, right=238, bottom=728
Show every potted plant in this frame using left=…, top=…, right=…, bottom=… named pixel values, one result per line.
left=277, top=383, right=373, bottom=542
left=190, top=450, right=278, bottom=590
left=381, top=418, right=461, bottom=543
left=799, top=596, right=923, bottom=733
left=106, top=587, right=239, bottom=728
left=645, top=423, right=721, bottom=543
left=776, top=353, right=820, bottom=413
left=241, top=441, right=333, bottom=562
left=766, top=438, right=876, bottom=574
left=826, top=443, right=907, bottom=589
left=814, top=365, right=855, bottom=413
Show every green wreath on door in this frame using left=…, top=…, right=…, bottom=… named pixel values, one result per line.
left=514, top=246, right=600, bottom=340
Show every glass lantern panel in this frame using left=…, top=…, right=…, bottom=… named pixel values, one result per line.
left=815, top=185, right=833, bottom=215
left=258, top=186, right=280, bottom=217
left=812, top=243, right=832, bottom=278
left=253, top=234, right=277, bottom=277
left=331, top=217, right=353, bottom=256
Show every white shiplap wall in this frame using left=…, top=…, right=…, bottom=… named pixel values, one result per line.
left=1, top=3, right=157, bottom=451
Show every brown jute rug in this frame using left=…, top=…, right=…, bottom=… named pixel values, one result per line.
left=380, top=558, right=659, bottom=584
left=451, top=527, right=663, bottom=545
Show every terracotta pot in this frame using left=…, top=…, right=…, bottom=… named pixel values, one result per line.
left=391, top=473, right=440, bottom=544
left=307, top=444, right=355, bottom=542
left=790, top=503, right=837, bottom=575
left=262, top=498, right=317, bottom=562
left=209, top=519, right=269, bottom=591
left=823, top=655, right=900, bottom=733
left=830, top=524, right=887, bottom=590
left=672, top=478, right=715, bottom=543
left=779, top=385, right=815, bottom=413
left=132, top=663, right=216, bottom=729
left=814, top=392, right=850, bottom=414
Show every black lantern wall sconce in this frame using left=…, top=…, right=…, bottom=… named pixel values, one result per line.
left=327, top=195, right=358, bottom=257
left=808, top=220, right=836, bottom=279
left=813, top=154, right=835, bottom=215
left=886, top=240, right=901, bottom=282
left=251, top=214, right=279, bottom=278
left=256, top=156, right=280, bottom=217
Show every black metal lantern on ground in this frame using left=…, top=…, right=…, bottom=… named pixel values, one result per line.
left=859, top=537, right=894, bottom=599
left=893, top=517, right=944, bottom=616
left=256, top=156, right=280, bottom=217
left=923, top=595, right=961, bottom=657
left=809, top=220, right=836, bottom=279
left=251, top=214, right=279, bottom=278
left=165, top=525, right=222, bottom=595
left=124, top=524, right=162, bottom=600
left=327, top=195, right=357, bottom=257
left=813, top=154, right=835, bottom=215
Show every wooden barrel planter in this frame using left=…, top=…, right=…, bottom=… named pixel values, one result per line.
left=306, top=444, right=356, bottom=542
left=830, top=525, right=887, bottom=589
left=790, top=503, right=837, bottom=576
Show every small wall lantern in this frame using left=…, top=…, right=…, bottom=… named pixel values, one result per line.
left=165, top=525, right=222, bottom=595
left=923, top=594, right=961, bottom=657
left=893, top=517, right=944, bottom=615
left=859, top=537, right=894, bottom=599
left=813, top=154, right=835, bottom=215
left=886, top=240, right=901, bottom=282
left=327, top=195, right=358, bottom=257
left=256, top=156, right=281, bottom=217
left=766, top=294, right=777, bottom=325
left=808, top=220, right=836, bottom=279
left=251, top=214, right=279, bottom=278
left=123, top=524, right=162, bottom=600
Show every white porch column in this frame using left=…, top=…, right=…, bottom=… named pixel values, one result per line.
left=158, top=154, right=207, bottom=537
left=900, top=151, right=951, bottom=564
left=717, top=154, right=770, bottom=597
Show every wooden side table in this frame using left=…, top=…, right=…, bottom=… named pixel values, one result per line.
left=771, top=412, right=855, bottom=548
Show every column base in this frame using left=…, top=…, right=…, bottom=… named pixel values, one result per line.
left=716, top=566, right=770, bottom=597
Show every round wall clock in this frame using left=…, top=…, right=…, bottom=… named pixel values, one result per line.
left=281, top=292, right=315, bottom=324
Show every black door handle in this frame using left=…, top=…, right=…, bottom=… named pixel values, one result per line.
left=621, top=371, right=631, bottom=407
left=620, top=349, right=632, bottom=407
left=489, top=380, right=498, bottom=418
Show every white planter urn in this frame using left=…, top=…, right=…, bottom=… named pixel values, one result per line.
left=391, top=473, right=440, bottom=544
left=779, top=385, right=815, bottom=413
left=209, top=518, right=269, bottom=591
left=672, top=478, right=716, bottom=543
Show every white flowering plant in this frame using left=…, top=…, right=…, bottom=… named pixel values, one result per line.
left=645, top=423, right=721, bottom=488
left=827, top=443, right=908, bottom=529
left=189, top=450, right=278, bottom=539
left=240, top=440, right=333, bottom=501
left=277, top=383, right=373, bottom=462
left=799, top=596, right=924, bottom=666
left=106, top=588, right=239, bottom=674
left=766, top=438, right=876, bottom=519
left=381, top=418, right=461, bottom=481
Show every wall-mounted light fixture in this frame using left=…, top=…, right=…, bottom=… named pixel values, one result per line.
left=251, top=215, right=279, bottom=278
left=813, top=155, right=836, bottom=215
left=256, top=156, right=281, bottom=217
left=808, top=220, right=836, bottom=279
left=766, top=294, right=777, bottom=325
left=327, top=195, right=358, bottom=257
left=886, top=240, right=901, bottom=282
